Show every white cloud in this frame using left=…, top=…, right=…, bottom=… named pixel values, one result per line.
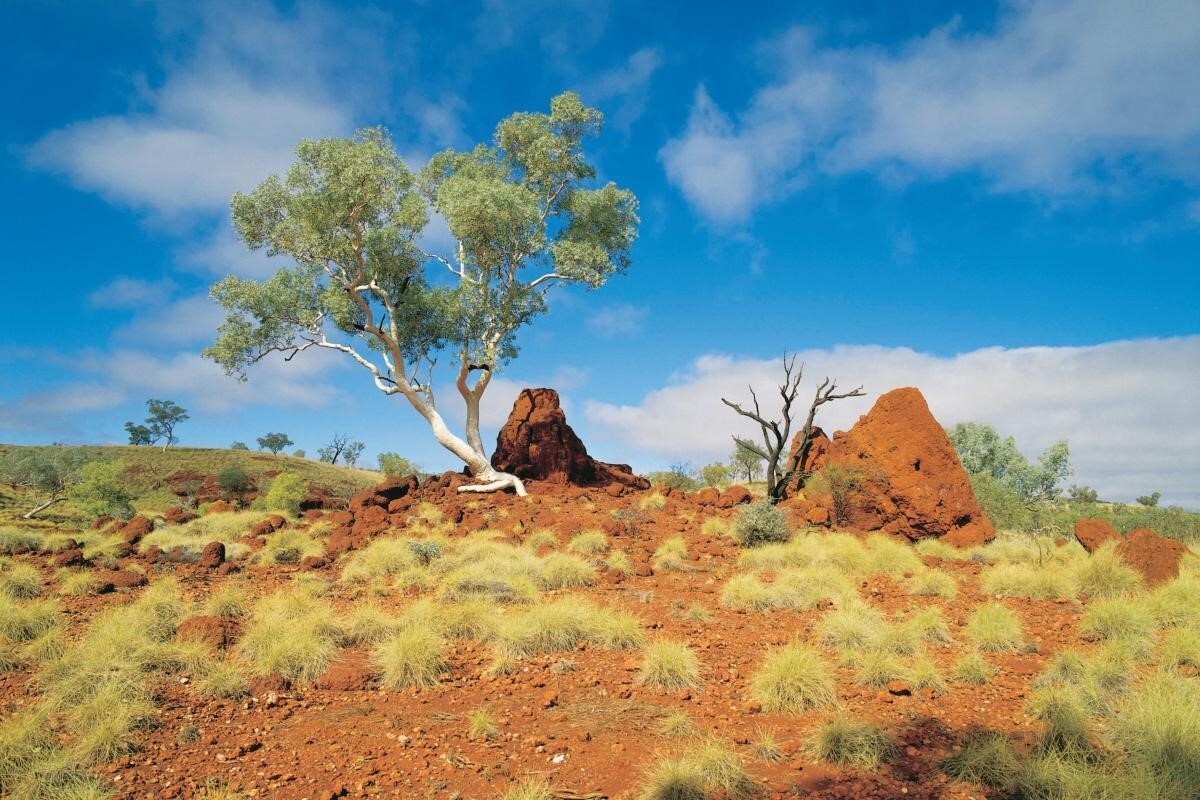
left=662, top=1, right=1200, bottom=223
left=587, top=303, right=647, bottom=337
left=585, top=336, right=1200, bottom=508
left=89, top=277, right=176, bottom=309
left=585, top=47, right=663, bottom=133
left=114, top=294, right=225, bottom=346
left=26, top=4, right=375, bottom=217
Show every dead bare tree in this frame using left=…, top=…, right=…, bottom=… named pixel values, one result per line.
left=721, top=355, right=865, bottom=504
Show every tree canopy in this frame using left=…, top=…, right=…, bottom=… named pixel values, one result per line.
left=205, top=93, right=637, bottom=494
left=947, top=422, right=1072, bottom=504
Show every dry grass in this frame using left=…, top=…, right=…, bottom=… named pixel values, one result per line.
left=567, top=530, right=609, bottom=555
left=237, top=590, right=341, bottom=684
left=638, top=640, right=702, bottom=690
left=340, top=538, right=418, bottom=583
left=497, top=778, right=555, bottom=800
left=0, top=561, right=42, bottom=599
left=1073, top=543, right=1144, bottom=598
left=652, top=536, right=689, bottom=571
left=750, top=642, right=837, bottom=713
left=810, top=717, right=896, bottom=770
left=492, top=597, right=644, bottom=660
left=967, top=602, right=1025, bottom=652
left=982, top=563, right=1077, bottom=600
left=1079, top=597, right=1155, bottom=642
left=955, top=651, right=993, bottom=685
left=907, top=568, right=958, bottom=599
left=467, top=706, right=500, bottom=741
left=255, top=528, right=322, bottom=565
left=638, top=739, right=756, bottom=800
left=373, top=625, right=447, bottom=689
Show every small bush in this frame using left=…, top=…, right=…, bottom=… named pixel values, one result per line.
left=373, top=626, right=447, bottom=689
left=197, top=657, right=248, bottom=699
left=750, top=642, right=837, bottom=713
left=1161, top=628, right=1200, bottom=670
left=262, top=472, right=307, bottom=516
left=638, top=640, right=702, bottom=690
left=216, top=465, right=253, bottom=496
left=942, top=730, right=1022, bottom=790
left=967, top=602, right=1024, bottom=652
left=638, top=739, right=756, bottom=800
left=1079, top=597, right=1155, bottom=642
left=341, top=539, right=418, bottom=582
left=238, top=591, right=341, bottom=684
left=955, top=652, right=993, bottom=685
left=734, top=502, right=792, bottom=547
left=468, top=706, right=499, bottom=741
left=811, top=717, right=896, bottom=770
left=204, top=584, right=247, bottom=620
left=567, top=530, right=608, bottom=555
left=498, top=778, right=555, bottom=800
left=538, top=552, right=596, bottom=589
left=651, top=536, right=689, bottom=571
left=1073, top=543, right=1143, bottom=598
left=0, top=563, right=42, bottom=599
left=257, top=528, right=322, bottom=565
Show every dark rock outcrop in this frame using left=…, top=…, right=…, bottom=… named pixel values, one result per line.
left=491, top=388, right=649, bottom=490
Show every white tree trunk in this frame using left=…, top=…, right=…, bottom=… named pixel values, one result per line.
left=22, top=496, right=64, bottom=520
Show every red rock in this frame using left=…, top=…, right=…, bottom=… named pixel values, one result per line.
left=206, top=500, right=235, bottom=514
left=96, top=569, right=149, bottom=589
left=249, top=514, right=286, bottom=537
left=162, top=507, right=198, bottom=525
left=886, top=680, right=912, bottom=696
left=716, top=485, right=753, bottom=508
left=806, top=506, right=831, bottom=526
left=177, top=615, right=239, bottom=649
left=299, top=555, right=328, bottom=571
left=197, top=541, right=225, bottom=570
left=692, top=487, right=720, bottom=506
left=1115, top=528, right=1186, bottom=586
left=1074, top=518, right=1120, bottom=553
left=605, top=483, right=625, bottom=498
left=491, top=388, right=650, bottom=490
left=783, top=427, right=832, bottom=496
left=314, top=654, right=375, bottom=691
left=52, top=548, right=87, bottom=568
left=119, top=515, right=154, bottom=545
left=787, top=388, right=994, bottom=546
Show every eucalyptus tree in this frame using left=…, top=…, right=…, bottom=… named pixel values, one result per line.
left=205, top=93, right=638, bottom=495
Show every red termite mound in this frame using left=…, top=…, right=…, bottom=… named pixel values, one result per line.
left=788, top=387, right=995, bottom=547
left=491, top=388, right=649, bottom=491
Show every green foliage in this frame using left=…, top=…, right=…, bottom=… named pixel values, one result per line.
left=378, top=452, right=421, bottom=477
left=67, top=461, right=133, bottom=520
left=699, top=462, right=730, bottom=487
left=230, top=441, right=250, bottom=451
left=644, top=463, right=700, bottom=492
left=729, top=441, right=764, bottom=483
left=1136, top=491, right=1162, bottom=508
left=948, top=421, right=1072, bottom=503
left=124, top=422, right=154, bottom=446
left=1069, top=485, right=1099, bottom=503
left=261, top=472, right=307, bottom=515
left=969, top=472, right=1034, bottom=530
left=216, top=466, right=253, bottom=496
left=205, top=95, right=638, bottom=471
left=0, top=448, right=87, bottom=519
left=256, top=432, right=293, bottom=455
left=733, top=502, right=792, bottom=547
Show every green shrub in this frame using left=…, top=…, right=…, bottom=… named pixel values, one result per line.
left=68, top=460, right=134, bottom=520
left=262, top=472, right=307, bottom=516
left=216, top=466, right=253, bottom=496
left=734, top=502, right=792, bottom=547
left=810, top=717, right=895, bottom=769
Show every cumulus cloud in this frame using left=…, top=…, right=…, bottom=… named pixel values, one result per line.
left=585, top=47, right=663, bottom=133
left=585, top=336, right=1200, bottom=507
left=89, top=277, right=176, bottom=309
left=662, top=1, right=1200, bottom=223
left=586, top=303, right=647, bottom=337
left=114, top=294, right=226, bottom=346
left=26, top=3, right=384, bottom=217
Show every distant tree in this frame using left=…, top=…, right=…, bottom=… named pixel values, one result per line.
left=124, top=423, right=155, bottom=446
left=230, top=441, right=250, bottom=451
left=947, top=422, right=1072, bottom=503
left=343, top=441, right=365, bottom=468
left=645, top=462, right=700, bottom=492
left=142, top=399, right=189, bottom=450
left=257, top=432, right=293, bottom=455
left=1136, top=491, right=1162, bottom=508
left=729, top=441, right=765, bottom=484
left=68, top=460, right=134, bottom=520
left=204, top=93, right=639, bottom=496
left=318, top=433, right=351, bottom=465
left=0, top=448, right=86, bottom=519
left=378, top=452, right=420, bottom=477
left=292, top=449, right=306, bottom=459
left=1068, top=485, right=1099, bottom=503
left=700, top=462, right=731, bottom=487
left=722, top=355, right=864, bottom=504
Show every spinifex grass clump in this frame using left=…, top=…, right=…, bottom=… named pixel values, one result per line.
left=638, top=738, right=757, bottom=800
left=238, top=590, right=342, bottom=684
left=967, top=602, right=1025, bottom=652
left=1073, top=543, right=1143, bottom=598
left=750, top=642, right=837, bottom=713
left=810, top=717, right=896, bottom=770
left=340, top=538, right=418, bottom=583
left=373, top=625, right=447, bottom=689
left=651, top=536, right=689, bottom=571
left=491, top=597, right=643, bottom=662
left=638, top=639, right=702, bottom=690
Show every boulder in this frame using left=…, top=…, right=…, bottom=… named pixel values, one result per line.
left=177, top=615, right=239, bottom=649
left=716, top=485, right=753, bottom=508
left=119, top=515, right=154, bottom=545
left=52, top=548, right=87, bottom=568
left=1074, top=518, right=1120, bottom=553
left=197, top=541, right=226, bottom=570
left=491, top=388, right=650, bottom=490
left=162, top=507, right=198, bottom=525
left=1115, top=528, right=1187, bottom=586
left=782, top=427, right=833, bottom=496
left=787, top=387, right=994, bottom=546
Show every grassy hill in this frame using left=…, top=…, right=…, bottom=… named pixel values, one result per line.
left=0, top=444, right=382, bottom=528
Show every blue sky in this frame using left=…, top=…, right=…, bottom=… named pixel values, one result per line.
left=1, top=0, right=1198, bottom=505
